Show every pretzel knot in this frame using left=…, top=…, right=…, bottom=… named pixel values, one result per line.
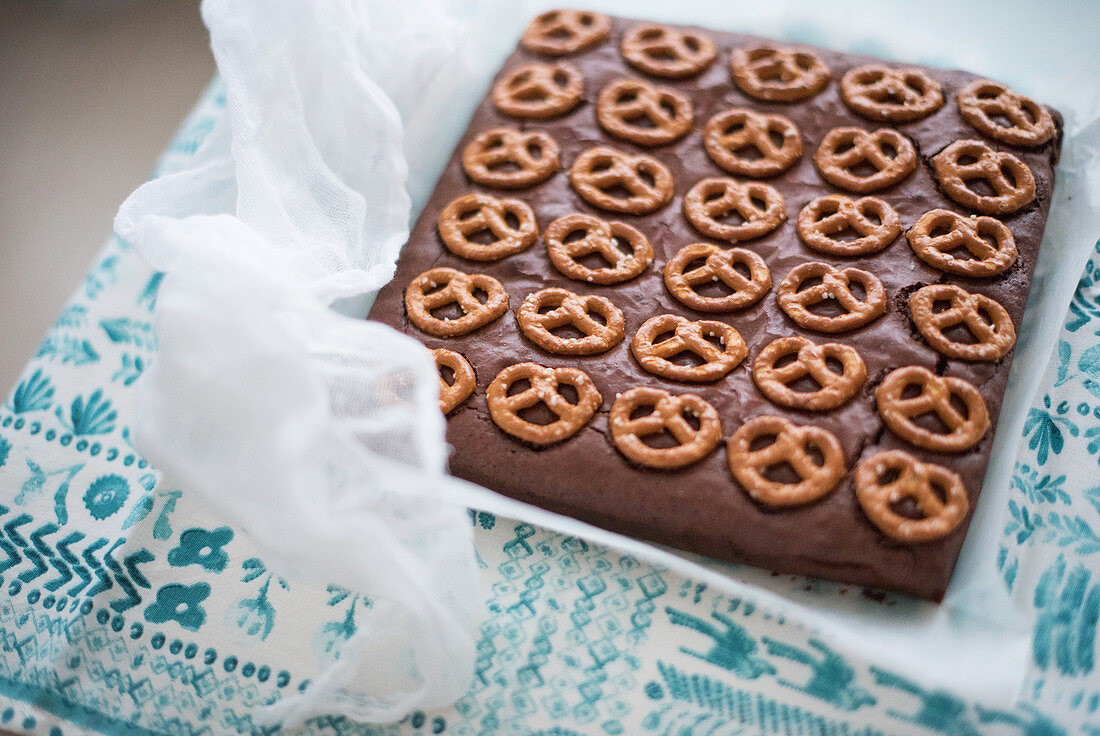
left=609, top=387, right=722, bottom=469
left=958, top=79, right=1056, bottom=148
left=753, top=336, right=867, bottom=411
left=840, top=65, right=943, bottom=122
left=908, top=284, right=1016, bottom=362
left=703, top=108, right=803, bottom=178
left=486, top=362, right=602, bottom=446
left=437, top=193, right=538, bottom=261
left=621, top=23, right=716, bottom=79
left=517, top=287, right=625, bottom=355
left=855, top=450, right=969, bottom=542
left=727, top=416, right=845, bottom=507
left=683, top=177, right=786, bottom=243
left=796, top=195, right=901, bottom=257
left=462, top=127, right=560, bottom=189
left=521, top=9, right=611, bottom=56
left=876, top=366, right=989, bottom=452
left=730, top=45, right=831, bottom=102
left=569, top=146, right=674, bottom=214
left=630, top=314, right=747, bottom=383
left=405, top=267, right=508, bottom=337
left=432, top=348, right=476, bottom=415
left=777, top=262, right=886, bottom=333
left=813, top=127, right=917, bottom=193
left=492, top=62, right=584, bottom=120
left=545, top=213, right=654, bottom=285
left=907, top=209, right=1017, bottom=277
left=663, top=243, right=772, bottom=313
left=596, top=78, right=694, bottom=147
left=932, top=139, right=1036, bottom=215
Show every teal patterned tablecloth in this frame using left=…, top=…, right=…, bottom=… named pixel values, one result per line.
left=0, top=83, right=1098, bottom=736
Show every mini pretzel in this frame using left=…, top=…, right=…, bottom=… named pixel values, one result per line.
left=814, top=127, right=917, bottom=193
left=462, top=127, right=560, bottom=189
left=840, top=65, right=943, bottom=123
left=432, top=348, right=476, bottom=414
left=609, top=387, right=722, bottom=469
left=753, top=336, right=867, bottom=411
left=908, top=284, right=1016, bottom=361
left=521, top=10, right=611, bottom=56
left=958, top=79, right=1056, bottom=148
left=932, top=139, right=1036, bottom=215
left=727, top=416, right=845, bottom=507
left=517, top=288, right=625, bottom=355
left=570, top=146, right=674, bottom=214
left=630, top=314, right=747, bottom=383
left=855, top=450, right=969, bottom=542
left=777, top=262, right=886, bottom=333
left=663, top=243, right=771, bottom=313
left=730, top=46, right=831, bottom=102
left=907, top=209, right=1017, bottom=277
left=683, top=177, right=786, bottom=243
left=703, top=108, right=803, bottom=178
left=596, top=78, right=693, bottom=147
left=621, top=24, right=716, bottom=79
left=796, top=195, right=901, bottom=257
left=876, top=366, right=989, bottom=452
left=492, top=62, right=584, bottom=120
left=545, top=213, right=653, bottom=285
left=487, top=362, right=602, bottom=446
left=437, top=193, right=537, bottom=261
left=405, top=267, right=508, bottom=337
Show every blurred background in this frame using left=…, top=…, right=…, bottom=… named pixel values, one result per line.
left=0, top=1, right=214, bottom=391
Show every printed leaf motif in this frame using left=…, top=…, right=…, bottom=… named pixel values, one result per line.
left=84, top=255, right=119, bottom=300
left=1023, top=398, right=1079, bottom=466
left=121, top=494, right=154, bottom=530
left=55, top=304, right=87, bottom=329
left=137, top=272, right=164, bottom=312
left=8, top=369, right=54, bottom=414
left=1080, top=343, right=1100, bottom=378
left=0, top=436, right=9, bottom=469
left=1055, top=339, right=1072, bottom=386
left=1085, top=486, right=1100, bottom=517
left=111, top=354, right=145, bottom=387
left=99, top=318, right=157, bottom=351
left=57, top=390, right=117, bottom=436
left=1086, top=426, right=1100, bottom=466
left=36, top=336, right=99, bottom=366
left=1010, top=465, right=1071, bottom=506
left=241, top=557, right=267, bottom=584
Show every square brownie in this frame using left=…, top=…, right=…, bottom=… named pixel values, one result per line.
left=368, top=10, right=1062, bottom=600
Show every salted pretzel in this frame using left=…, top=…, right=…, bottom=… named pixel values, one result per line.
left=569, top=146, right=674, bottom=214
left=876, top=366, right=989, bottom=452
left=432, top=348, right=476, bottom=414
left=630, top=314, right=747, bottom=383
left=521, top=9, right=611, bottom=56
left=958, top=79, right=1056, bottom=148
left=730, top=45, right=831, bottom=102
left=437, top=193, right=537, bottom=261
left=908, top=284, right=1016, bottom=362
left=462, top=127, right=560, bottom=189
left=609, top=387, right=722, bottom=469
left=493, top=62, right=584, bottom=120
left=907, top=209, right=1017, bottom=277
left=855, top=450, right=969, bottom=542
left=545, top=213, right=653, bottom=285
left=776, top=262, right=886, bottom=333
left=405, top=267, right=508, bottom=337
left=796, top=195, right=901, bottom=257
left=703, top=108, right=803, bottom=178
left=727, top=416, right=845, bottom=507
left=682, top=177, right=786, bottom=243
left=486, top=362, right=602, bottom=446
left=663, top=243, right=771, bottom=313
left=814, top=127, right=917, bottom=193
left=840, top=65, right=943, bottom=122
left=752, top=336, right=867, bottom=411
left=516, top=287, right=625, bottom=355
left=932, top=139, right=1036, bottom=215
left=596, top=78, right=693, bottom=146
left=621, top=23, right=716, bottom=79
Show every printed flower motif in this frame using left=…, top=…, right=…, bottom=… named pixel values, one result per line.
left=144, top=582, right=211, bottom=631
left=8, top=368, right=54, bottom=414
left=57, top=389, right=117, bottom=436
left=167, top=526, right=233, bottom=572
left=83, top=474, right=130, bottom=520
left=228, top=558, right=287, bottom=641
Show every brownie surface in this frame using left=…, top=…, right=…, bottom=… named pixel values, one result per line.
left=368, top=13, right=1062, bottom=600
